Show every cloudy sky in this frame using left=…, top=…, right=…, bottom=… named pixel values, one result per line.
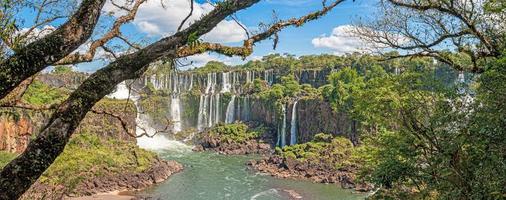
left=20, top=0, right=379, bottom=71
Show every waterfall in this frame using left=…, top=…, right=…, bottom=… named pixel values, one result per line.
left=197, top=95, right=205, bottom=131
left=208, top=94, right=214, bottom=127
left=189, top=74, right=194, bottom=90
left=215, top=93, right=220, bottom=124
left=170, top=95, right=182, bottom=133
left=225, top=95, right=236, bottom=123
left=241, top=96, right=250, bottom=121
left=264, top=70, right=274, bottom=85
left=246, top=71, right=251, bottom=83
left=289, top=101, right=298, bottom=145
left=457, top=71, right=465, bottom=83
left=222, top=72, right=231, bottom=93
left=205, top=73, right=213, bottom=94
left=108, top=81, right=130, bottom=99
left=279, top=104, right=287, bottom=147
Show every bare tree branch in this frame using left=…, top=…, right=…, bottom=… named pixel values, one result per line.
left=56, top=0, right=146, bottom=65
left=177, top=0, right=194, bottom=32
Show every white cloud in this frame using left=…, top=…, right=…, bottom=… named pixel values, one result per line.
left=104, top=0, right=247, bottom=43
left=312, top=25, right=371, bottom=55
left=312, top=25, right=410, bottom=55
left=15, top=25, right=56, bottom=43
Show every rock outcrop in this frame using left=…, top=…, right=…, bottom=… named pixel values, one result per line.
left=21, top=159, right=183, bottom=199
left=193, top=136, right=272, bottom=155
left=248, top=156, right=373, bottom=192
left=192, top=122, right=275, bottom=155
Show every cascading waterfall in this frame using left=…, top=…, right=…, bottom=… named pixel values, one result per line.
left=225, top=95, right=236, bottom=123
left=140, top=68, right=325, bottom=135
left=108, top=81, right=130, bottom=99
left=289, top=101, right=298, bottom=145
left=222, top=72, right=231, bottom=93
left=197, top=95, right=206, bottom=131
left=208, top=94, right=214, bottom=127
left=170, top=95, right=182, bottom=133
left=279, top=104, right=287, bottom=147
left=241, top=96, right=250, bottom=121
left=215, top=93, right=220, bottom=124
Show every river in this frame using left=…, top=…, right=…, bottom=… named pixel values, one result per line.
left=136, top=138, right=366, bottom=200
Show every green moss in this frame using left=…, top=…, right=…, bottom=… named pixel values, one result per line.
left=0, top=151, right=17, bottom=169
left=38, top=132, right=157, bottom=192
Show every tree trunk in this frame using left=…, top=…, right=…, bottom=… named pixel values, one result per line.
left=350, top=120, right=360, bottom=146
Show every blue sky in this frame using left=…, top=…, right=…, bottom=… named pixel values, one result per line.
left=17, top=0, right=379, bottom=72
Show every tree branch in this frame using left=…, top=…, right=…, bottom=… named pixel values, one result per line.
left=176, top=0, right=345, bottom=59
left=177, top=0, right=194, bottom=32
left=0, top=0, right=106, bottom=99
left=55, top=0, right=146, bottom=65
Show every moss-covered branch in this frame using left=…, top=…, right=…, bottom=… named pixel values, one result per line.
left=176, top=0, right=345, bottom=59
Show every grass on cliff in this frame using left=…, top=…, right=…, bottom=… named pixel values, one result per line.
left=275, top=133, right=356, bottom=170
left=36, top=132, right=157, bottom=191
left=0, top=151, right=17, bottom=169
left=22, top=80, right=68, bottom=106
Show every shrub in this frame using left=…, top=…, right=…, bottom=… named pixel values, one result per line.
left=208, top=123, right=262, bottom=143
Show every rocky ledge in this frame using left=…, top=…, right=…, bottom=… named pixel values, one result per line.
left=192, top=122, right=275, bottom=155
left=248, top=156, right=373, bottom=192
left=21, top=159, right=183, bottom=200
left=193, top=136, right=272, bottom=155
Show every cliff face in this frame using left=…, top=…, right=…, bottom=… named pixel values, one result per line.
left=0, top=111, right=48, bottom=153
left=248, top=98, right=351, bottom=144
left=78, top=99, right=137, bottom=142
left=0, top=99, right=137, bottom=153
left=36, top=71, right=88, bottom=90
left=0, top=116, right=33, bottom=153
left=292, top=99, right=350, bottom=143
left=136, top=67, right=353, bottom=145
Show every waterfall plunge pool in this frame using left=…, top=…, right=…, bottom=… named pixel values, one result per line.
left=136, top=140, right=366, bottom=200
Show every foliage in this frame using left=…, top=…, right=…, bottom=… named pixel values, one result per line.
left=332, top=58, right=506, bottom=199
left=192, top=61, right=230, bottom=74
left=207, top=122, right=262, bottom=143
left=51, top=65, right=73, bottom=74
left=22, top=80, right=68, bottom=106
left=276, top=133, right=355, bottom=169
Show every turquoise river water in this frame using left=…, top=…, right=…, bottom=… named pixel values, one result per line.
left=136, top=139, right=366, bottom=200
